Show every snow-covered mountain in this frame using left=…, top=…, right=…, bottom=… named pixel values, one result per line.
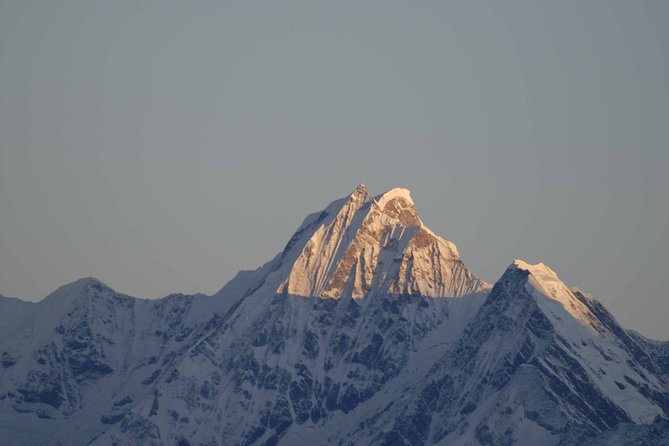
left=1, top=185, right=667, bottom=446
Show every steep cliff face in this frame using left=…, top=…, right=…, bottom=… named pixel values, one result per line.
left=1, top=186, right=667, bottom=446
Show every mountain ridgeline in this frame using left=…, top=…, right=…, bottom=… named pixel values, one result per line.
left=1, top=185, right=668, bottom=446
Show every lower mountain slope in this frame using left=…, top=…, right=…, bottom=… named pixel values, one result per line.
left=92, top=288, right=489, bottom=446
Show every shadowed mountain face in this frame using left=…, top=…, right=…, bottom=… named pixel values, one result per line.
left=1, top=185, right=667, bottom=446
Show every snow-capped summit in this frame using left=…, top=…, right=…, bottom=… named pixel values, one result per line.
left=509, top=259, right=603, bottom=329
left=351, top=182, right=371, bottom=199
left=277, top=185, right=487, bottom=299
left=373, top=187, right=421, bottom=226
left=42, top=277, right=113, bottom=303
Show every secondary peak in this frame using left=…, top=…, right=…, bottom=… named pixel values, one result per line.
left=349, top=183, right=370, bottom=199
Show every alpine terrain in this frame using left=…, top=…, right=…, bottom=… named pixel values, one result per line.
left=1, top=185, right=668, bottom=446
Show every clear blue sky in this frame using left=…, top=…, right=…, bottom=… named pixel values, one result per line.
left=1, top=1, right=668, bottom=338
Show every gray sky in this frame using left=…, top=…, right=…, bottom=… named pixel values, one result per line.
left=1, top=1, right=668, bottom=339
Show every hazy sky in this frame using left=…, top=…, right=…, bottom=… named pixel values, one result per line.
left=1, top=1, right=667, bottom=339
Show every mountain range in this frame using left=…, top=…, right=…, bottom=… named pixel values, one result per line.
left=1, top=184, right=668, bottom=445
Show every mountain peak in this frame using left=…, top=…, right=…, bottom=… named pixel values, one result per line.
left=511, top=259, right=556, bottom=280
left=353, top=182, right=368, bottom=193
left=42, top=276, right=113, bottom=304
left=508, top=259, right=601, bottom=329
left=348, top=183, right=372, bottom=202
left=375, top=187, right=413, bottom=205
left=276, top=185, right=487, bottom=299
left=509, top=259, right=571, bottom=303
left=374, top=187, right=421, bottom=227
